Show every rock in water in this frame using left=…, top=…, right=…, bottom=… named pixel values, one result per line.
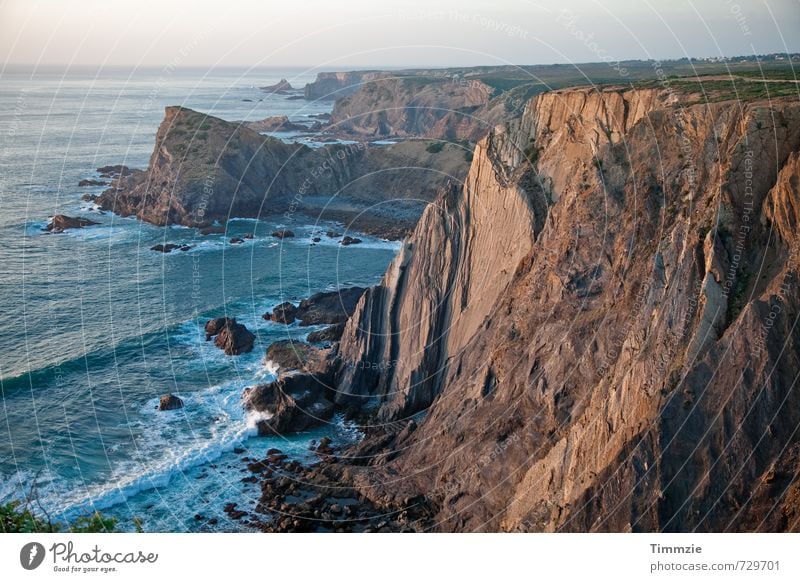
left=295, top=287, right=365, bottom=326
left=151, top=243, right=181, bottom=253
left=204, top=317, right=232, bottom=340
left=242, top=371, right=334, bottom=435
left=265, top=340, right=330, bottom=373
left=265, top=302, right=298, bottom=324
left=306, top=323, right=346, bottom=343
left=159, top=394, right=184, bottom=411
left=78, top=179, right=107, bottom=187
left=204, top=317, right=255, bottom=355
left=340, top=235, right=362, bottom=246
left=271, top=229, right=295, bottom=239
left=44, top=215, right=99, bottom=232
left=260, top=79, right=294, bottom=94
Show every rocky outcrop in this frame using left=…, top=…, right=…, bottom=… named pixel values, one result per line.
left=265, top=340, right=330, bottom=373
left=95, top=107, right=469, bottom=235
left=204, top=317, right=255, bottom=355
left=243, top=371, right=335, bottom=435
left=260, top=79, right=293, bottom=94
left=303, top=71, right=387, bottom=101
left=330, top=86, right=800, bottom=532
left=264, top=302, right=298, bottom=324
left=44, top=215, right=99, bottom=232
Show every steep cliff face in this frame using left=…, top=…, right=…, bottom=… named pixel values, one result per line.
left=326, top=75, right=543, bottom=141
left=304, top=71, right=387, bottom=101
left=96, top=106, right=469, bottom=231
left=335, top=86, right=800, bottom=532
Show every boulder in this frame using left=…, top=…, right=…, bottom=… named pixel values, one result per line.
left=306, top=322, right=346, bottom=343
left=204, top=317, right=255, bottom=355
left=215, top=321, right=255, bottom=355
left=44, top=215, right=99, bottom=232
left=229, top=237, right=244, bottom=244
left=271, top=229, right=295, bottom=239
left=340, top=235, right=362, bottom=246
left=159, top=394, right=184, bottom=411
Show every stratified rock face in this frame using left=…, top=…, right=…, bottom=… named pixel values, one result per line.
left=335, top=86, right=800, bottom=532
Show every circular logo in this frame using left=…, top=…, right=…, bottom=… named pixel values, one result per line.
left=19, top=542, right=46, bottom=570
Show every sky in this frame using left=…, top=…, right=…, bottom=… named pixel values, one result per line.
left=0, top=0, right=798, bottom=70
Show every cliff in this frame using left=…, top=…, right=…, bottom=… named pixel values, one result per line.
left=331, top=86, right=800, bottom=532
left=304, top=71, right=387, bottom=101
left=326, top=75, right=540, bottom=141
left=96, top=106, right=469, bottom=233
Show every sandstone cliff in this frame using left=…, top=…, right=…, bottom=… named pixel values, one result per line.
left=332, top=86, right=800, bottom=532
left=96, top=106, right=469, bottom=233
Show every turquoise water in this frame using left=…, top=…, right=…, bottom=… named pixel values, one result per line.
left=0, top=66, right=398, bottom=531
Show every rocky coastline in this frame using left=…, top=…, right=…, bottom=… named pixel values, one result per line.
left=222, top=84, right=800, bottom=533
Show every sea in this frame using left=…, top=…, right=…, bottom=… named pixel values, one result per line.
left=0, top=66, right=399, bottom=531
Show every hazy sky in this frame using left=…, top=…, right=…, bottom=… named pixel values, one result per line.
left=1, top=0, right=798, bottom=69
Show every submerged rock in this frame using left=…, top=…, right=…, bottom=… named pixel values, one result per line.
left=199, top=226, right=226, bottom=236
left=151, top=243, right=181, bottom=253
left=242, top=371, right=334, bottom=435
